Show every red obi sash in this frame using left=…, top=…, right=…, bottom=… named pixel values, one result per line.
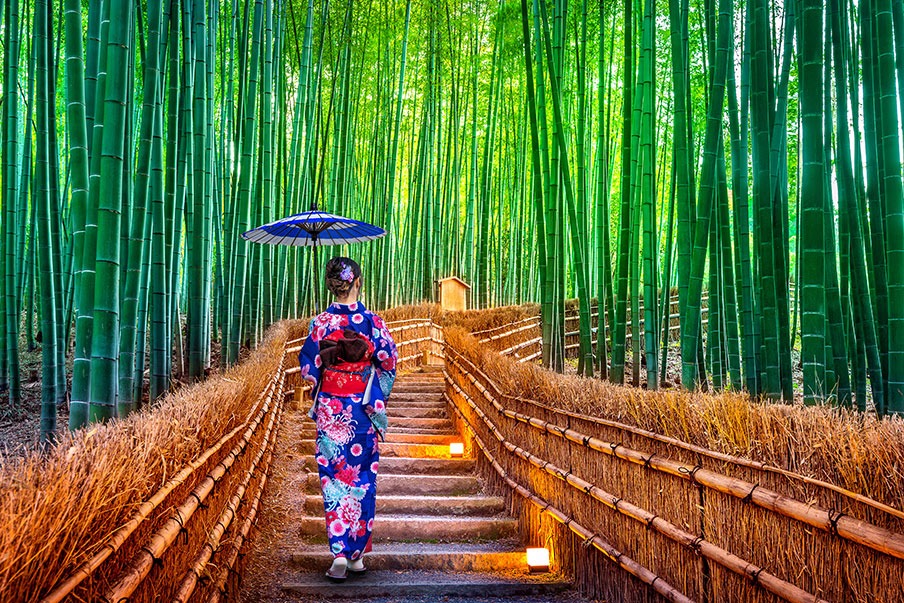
left=319, top=330, right=375, bottom=396
left=320, top=361, right=373, bottom=395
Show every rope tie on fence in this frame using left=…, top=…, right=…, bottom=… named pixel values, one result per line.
left=650, top=576, right=660, bottom=591
left=678, top=463, right=704, bottom=488
left=645, top=514, right=658, bottom=530
left=750, top=566, right=765, bottom=587
left=828, top=510, right=846, bottom=536
left=609, top=442, right=620, bottom=456
left=146, top=547, right=164, bottom=569
left=689, top=535, right=704, bottom=555
left=582, top=535, right=595, bottom=548
left=611, top=495, right=622, bottom=507
left=742, top=483, right=759, bottom=504
left=582, top=434, right=592, bottom=447
left=642, top=453, right=655, bottom=469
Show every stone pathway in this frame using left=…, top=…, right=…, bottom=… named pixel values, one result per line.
left=241, top=366, right=583, bottom=602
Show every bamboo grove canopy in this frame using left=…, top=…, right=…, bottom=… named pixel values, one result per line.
left=0, top=0, right=902, bottom=443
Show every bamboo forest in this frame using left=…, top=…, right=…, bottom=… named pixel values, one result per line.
left=1, top=0, right=903, bottom=447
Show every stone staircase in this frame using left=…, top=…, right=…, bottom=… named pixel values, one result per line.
left=282, top=366, right=576, bottom=601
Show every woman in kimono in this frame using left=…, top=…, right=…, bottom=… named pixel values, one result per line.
left=297, top=257, right=398, bottom=581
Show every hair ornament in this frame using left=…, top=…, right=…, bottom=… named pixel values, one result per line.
left=339, top=263, right=355, bottom=283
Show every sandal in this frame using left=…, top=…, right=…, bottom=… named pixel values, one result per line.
left=325, top=559, right=348, bottom=582
left=348, top=558, right=367, bottom=576
left=325, top=567, right=347, bottom=582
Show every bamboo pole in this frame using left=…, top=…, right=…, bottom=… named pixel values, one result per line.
left=445, top=344, right=904, bottom=522
left=172, top=395, right=283, bottom=603
left=446, top=380, right=828, bottom=603
left=444, top=350, right=904, bottom=560
left=39, top=356, right=286, bottom=603
left=104, top=374, right=281, bottom=601
left=446, top=390, right=696, bottom=603
left=459, top=375, right=824, bottom=602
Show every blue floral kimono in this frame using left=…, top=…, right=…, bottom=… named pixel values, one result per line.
left=298, top=301, right=398, bottom=560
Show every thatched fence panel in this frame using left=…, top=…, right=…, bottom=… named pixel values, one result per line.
left=441, top=313, right=904, bottom=603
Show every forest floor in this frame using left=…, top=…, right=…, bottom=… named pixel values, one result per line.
left=0, top=341, right=60, bottom=460
left=0, top=330, right=225, bottom=461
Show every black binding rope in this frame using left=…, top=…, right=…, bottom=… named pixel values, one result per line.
left=645, top=514, right=658, bottom=530
left=146, top=547, right=164, bottom=569
left=583, top=434, right=592, bottom=447
left=741, top=483, right=759, bottom=504
left=679, top=464, right=704, bottom=488
left=828, top=510, right=845, bottom=536
left=642, top=454, right=655, bottom=469
left=689, top=536, right=704, bottom=555
left=750, top=567, right=765, bottom=587
left=609, top=442, right=619, bottom=456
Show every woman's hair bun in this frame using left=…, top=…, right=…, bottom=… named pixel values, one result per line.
left=325, top=257, right=362, bottom=297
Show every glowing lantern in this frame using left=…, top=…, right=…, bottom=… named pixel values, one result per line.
left=449, top=442, right=465, bottom=457
left=526, top=547, right=550, bottom=573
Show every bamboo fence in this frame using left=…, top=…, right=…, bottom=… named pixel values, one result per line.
left=441, top=312, right=904, bottom=603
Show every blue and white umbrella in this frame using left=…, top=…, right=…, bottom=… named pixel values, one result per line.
left=241, top=210, right=386, bottom=247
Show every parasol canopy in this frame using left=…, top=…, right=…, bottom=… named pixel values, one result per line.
left=240, top=210, right=386, bottom=247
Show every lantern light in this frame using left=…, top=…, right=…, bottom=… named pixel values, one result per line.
left=526, top=547, right=550, bottom=573
left=449, top=442, right=465, bottom=457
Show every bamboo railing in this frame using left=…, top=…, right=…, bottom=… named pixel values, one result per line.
left=441, top=320, right=904, bottom=603
left=37, top=338, right=292, bottom=603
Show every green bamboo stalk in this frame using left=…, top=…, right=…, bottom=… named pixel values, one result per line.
left=2, top=0, right=22, bottom=406
left=681, top=0, right=731, bottom=391
left=88, top=0, right=134, bottom=423
left=35, top=0, right=58, bottom=443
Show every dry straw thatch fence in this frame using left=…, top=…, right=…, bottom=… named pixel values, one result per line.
left=442, top=306, right=904, bottom=602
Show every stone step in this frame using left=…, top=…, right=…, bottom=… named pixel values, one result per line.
left=396, top=375, right=444, bottom=382
left=392, top=385, right=446, bottom=394
left=304, top=473, right=480, bottom=496
left=282, top=569, right=568, bottom=599
left=290, top=541, right=524, bottom=572
left=391, top=406, right=447, bottom=419
left=378, top=456, right=475, bottom=474
left=300, top=429, right=459, bottom=445
left=300, top=440, right=457, bottom=459
left=389, top=424, right=458, bottom=435
left=303, top=456, right=474, bottom=475
left=389, top=417, right=452, bottom=430
left=303, top=494, right=505, bottom=516
left=387, top=393, right=445, bottom=406
left=298, top=514, right=517, bottom=541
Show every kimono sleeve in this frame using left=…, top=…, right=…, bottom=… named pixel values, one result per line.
left=297, top=319, right=323, bottom=388
left=371, top=315, right=398, bottom=398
